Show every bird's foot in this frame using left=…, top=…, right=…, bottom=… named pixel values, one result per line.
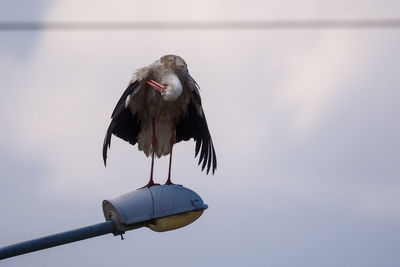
left=164, top=179, right=182, bottom=186
left=139, top=180, right=160, bottom=189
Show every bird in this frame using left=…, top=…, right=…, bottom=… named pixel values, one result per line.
left=103, top=55, right=217, bottom=188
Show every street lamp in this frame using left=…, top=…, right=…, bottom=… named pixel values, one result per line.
left=0, top=185, right=207, bottom=260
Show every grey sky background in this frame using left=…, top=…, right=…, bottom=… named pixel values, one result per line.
left=1, top=1, right=400, bottom=266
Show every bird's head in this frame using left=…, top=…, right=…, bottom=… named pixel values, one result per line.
left=146, top=73, right=183, bottom=102
left=160, top=55, right=187, bottom=70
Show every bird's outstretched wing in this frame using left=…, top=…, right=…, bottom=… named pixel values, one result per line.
left=175, top=80, right=217, bottom=174
left=103, top=80, right=141, bottom=165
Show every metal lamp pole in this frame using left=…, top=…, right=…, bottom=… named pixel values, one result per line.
left=0, top=221, right=117, bottom=260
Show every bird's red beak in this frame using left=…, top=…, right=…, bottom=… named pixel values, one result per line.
left=146, top=80, right=165, bottom=92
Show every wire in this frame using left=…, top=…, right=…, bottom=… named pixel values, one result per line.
left=1, top=19, right=400, bottom=31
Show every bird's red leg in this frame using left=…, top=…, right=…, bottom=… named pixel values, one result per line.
left=140, top=117, right=160, bottom=188
left=165, top=118, right=179, bottom=185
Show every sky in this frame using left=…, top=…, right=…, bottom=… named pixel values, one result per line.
left=1, top=1, right=400, bottom=266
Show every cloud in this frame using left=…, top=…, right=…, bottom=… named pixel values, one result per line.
left=1, top=1, right=400, bottom=266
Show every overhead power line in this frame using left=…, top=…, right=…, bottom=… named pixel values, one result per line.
left=0, top=19, right=400, bottom=31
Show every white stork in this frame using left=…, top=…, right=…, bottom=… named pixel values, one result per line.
left=103, top=55, right=217, bottom=187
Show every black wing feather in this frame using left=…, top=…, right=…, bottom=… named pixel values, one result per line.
left=199, top=139, right=207, bottom=168
left=175, top=99, right=217, bottom=174
left=207, top=142, right=212, bottom=174
left=102, top=81, right=141, bottom=166
left=195, top=139, right=202, bottom=157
